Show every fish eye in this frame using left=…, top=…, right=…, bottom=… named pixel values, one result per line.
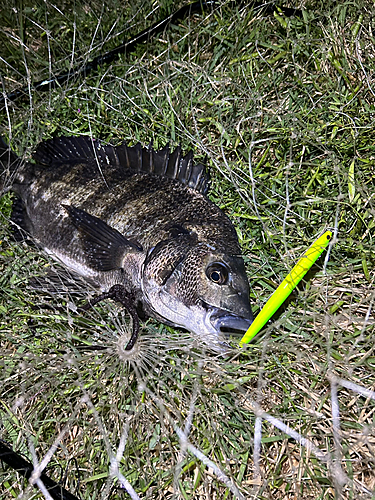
left=206, top=263, right=228, bottom=285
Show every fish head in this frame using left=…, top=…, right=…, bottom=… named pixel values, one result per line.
left=141, top=237, right=252, bottom=351
left=197, top=250, right=253, bottom=332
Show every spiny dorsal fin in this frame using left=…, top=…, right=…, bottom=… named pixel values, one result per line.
left=32, top=135, right=210, bottom=195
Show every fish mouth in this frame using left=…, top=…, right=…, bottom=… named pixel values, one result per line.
left=210, top=309, right=252, bottom=337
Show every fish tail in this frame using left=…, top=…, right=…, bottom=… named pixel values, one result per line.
left=0, top=137, right=21, bottom=194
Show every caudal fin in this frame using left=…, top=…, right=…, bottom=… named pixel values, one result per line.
left=0, top=137, right=21, bottom=194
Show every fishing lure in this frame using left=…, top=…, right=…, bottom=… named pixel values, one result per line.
left=239, top=230, right=332, bottom=346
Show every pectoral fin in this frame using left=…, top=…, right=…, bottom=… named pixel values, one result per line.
left=63, top=204, right=142, bottom=271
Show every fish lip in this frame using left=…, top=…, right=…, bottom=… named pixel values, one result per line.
left=209, top=309, right=252, bottom=336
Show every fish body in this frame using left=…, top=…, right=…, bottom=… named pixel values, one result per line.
left=0, top=136, right=252, bottom=350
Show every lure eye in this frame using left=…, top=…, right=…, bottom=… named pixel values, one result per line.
left=206, top=263, right=228, bottom=285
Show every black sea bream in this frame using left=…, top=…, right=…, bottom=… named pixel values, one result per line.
left=0, top=136, right=252, bottom=351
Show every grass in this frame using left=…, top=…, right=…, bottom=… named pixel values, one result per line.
left=1, top=0, right=375, bottom=498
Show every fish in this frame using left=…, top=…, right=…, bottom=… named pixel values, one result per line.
left=0, top=135, right=252, bottom=351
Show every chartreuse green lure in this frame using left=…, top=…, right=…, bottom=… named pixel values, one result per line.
left=239, top=230, right=332, bottom=347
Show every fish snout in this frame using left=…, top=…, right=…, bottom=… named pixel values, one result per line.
left=210, top=309, right=253, bottom=337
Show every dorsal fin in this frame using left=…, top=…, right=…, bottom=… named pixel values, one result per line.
left=33, top=135, right=103, bottom=165
left=32, top=135, right=210, bottom=195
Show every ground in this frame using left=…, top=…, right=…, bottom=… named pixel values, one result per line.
left=0, top=1, right=375, bottom=499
